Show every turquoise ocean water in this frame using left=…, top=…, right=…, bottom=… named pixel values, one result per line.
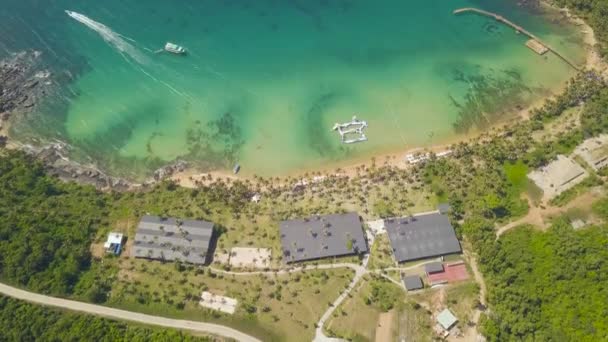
left=1, top=0, right=586, bottom=178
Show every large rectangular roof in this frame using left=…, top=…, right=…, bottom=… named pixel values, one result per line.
left=385, top=212, right=461, bottom=263
left=131, top=215, right=214, bottom=264
left=280, top=212, right=368, bottom=263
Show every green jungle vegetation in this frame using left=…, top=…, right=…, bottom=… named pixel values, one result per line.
left=479, top=221, right=608, bottom=341
left=0, top=70, right=607, bottom=340
left=0, top=295, right=209, bottom=341
left=554, top=0, right=608, bottom=57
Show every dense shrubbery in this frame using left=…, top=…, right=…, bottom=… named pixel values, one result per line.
left=554, top=0, right=608, bottom=56
left=0, top=296, right=209, bottom=341
left=366, top=278, right=403, bottom=312
left=0, top=151, right=110, bottom=296
left=480, top=222, right=608, bottom=341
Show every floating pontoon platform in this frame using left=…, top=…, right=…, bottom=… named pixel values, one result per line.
left=332, top=116, right=368, bottom=144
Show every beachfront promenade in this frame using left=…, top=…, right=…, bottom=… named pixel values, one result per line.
left=453, top=7, right=581, bottom=71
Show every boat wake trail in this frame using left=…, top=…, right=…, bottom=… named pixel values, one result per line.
left=65, top=10, right=148, bottom=65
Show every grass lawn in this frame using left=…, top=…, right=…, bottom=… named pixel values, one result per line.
left=108, top=258, right=354, bottom=341
left=550, top=176, right=602, bottom=207
left=444, top=281, right=479, bottom=328
left=394, top=301, right=434, bottom=342
left=324, top=277, right=381, bottom=341
left=325, top=275, right=404, bottom=341
left=503, top=160, right=529, bottom=194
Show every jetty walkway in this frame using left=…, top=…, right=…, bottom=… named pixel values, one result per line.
left=453, top=7, right=581, bottom=71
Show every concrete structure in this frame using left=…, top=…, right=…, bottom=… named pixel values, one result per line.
left=229, top=247, right=271, bottom=269
left=402, top=275, right=423, bottom=291
left=574, top=135, right=608, bottom=171
left=437, top=308, right=458, bottom=331
left=199, top=291, right=238, bottom=314
left=280, top=212, right=368, bottom=263
left=366, top=219, right=386, bottom=235
left=528, top=155, right=588, bottom=201
left=571, top=219, right=586, bottom=230
left=425, top=262, right=444, bottom=274
left=132, top=215, right=214, bottom=265
left=526, top=39, right=548, bottom=55
left=251, top=193, right=261, bottom=203
left=104, top=232, right=124, bottom=255
left=385, top=212, right=461, bottom=263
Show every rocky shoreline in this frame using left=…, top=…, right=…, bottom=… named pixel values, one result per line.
left=0, top=51, right=50, bottom=131
left=0, top=51, right=189, bottom=191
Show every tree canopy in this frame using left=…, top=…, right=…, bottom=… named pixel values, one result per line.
left=0, top=295, right=209, bottom=341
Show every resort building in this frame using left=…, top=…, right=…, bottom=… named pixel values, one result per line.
left=104, top=232, right=124, bottom=255
left=385, top=212, right=462, bottom=263
left=426, top=261, right=470, bottom=286
left=131, top=215, right=214, bottom=265
left=437, top=308, right=458, bottom=331
left=279, top=212, right=369, bottom=263
left=425, top=262, right=445, bottom=275
left=402, top=275, right=424, bottom=291
left=528, top=155, right=588, bottom=201
left=573, top=135, right=608, bottom=171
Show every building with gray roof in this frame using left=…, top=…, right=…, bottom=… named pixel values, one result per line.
left=385, top=212, right=461, bottom=263
left=280, top=212, right=368, bottom=263
left=403, top=275, right=424, bottom=291
left=132, top=215, right=214, bottom=265
left=425, top=262, right=444, bottom=274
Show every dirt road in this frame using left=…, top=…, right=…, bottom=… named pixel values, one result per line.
left=0, top=282, right=261, bottom=342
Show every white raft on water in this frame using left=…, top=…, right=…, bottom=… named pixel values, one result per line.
left=332, top=116, right=368, bottom=144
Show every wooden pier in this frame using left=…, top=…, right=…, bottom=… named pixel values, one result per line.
left=453, top=7, right=581, bottom=71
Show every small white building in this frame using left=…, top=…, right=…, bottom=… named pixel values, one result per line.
left=104, top=232, right=124, bottom=255
left=251, top=193, right=261, bottom=203
left=437, top=308, right=458, bottom=331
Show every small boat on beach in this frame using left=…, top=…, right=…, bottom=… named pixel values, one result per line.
left=233, top=164, right=241, bottom=174
left=163, top=42, right=186, bottom=55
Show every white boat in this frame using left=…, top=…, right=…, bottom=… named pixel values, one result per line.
left=164, top=42, right=186, bottom=54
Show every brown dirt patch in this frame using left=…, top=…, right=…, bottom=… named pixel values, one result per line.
left=375, top=310, right=395, bottom=342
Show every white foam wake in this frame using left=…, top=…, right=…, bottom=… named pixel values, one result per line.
left=65, top=10, right=148, bottom=65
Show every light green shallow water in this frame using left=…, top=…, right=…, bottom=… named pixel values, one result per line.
left=3, top=0, right=586, bottom=178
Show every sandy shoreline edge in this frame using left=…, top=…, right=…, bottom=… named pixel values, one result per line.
left=2, top=4, right=606, bottom=189
left=170, top=5, right=607, bottom=188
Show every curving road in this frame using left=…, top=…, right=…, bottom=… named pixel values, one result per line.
left=0, top=282, right=261, bottom=342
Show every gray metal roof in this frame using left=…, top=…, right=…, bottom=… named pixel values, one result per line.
left=385, top=212, right=461, bottom=263
left=403, top=275, right=423, bottom=291
left=280, top=212, right=368, bottom=263
left=424, top=262, right=444, bottom=274
left=131, top=215, right=214, bottom=264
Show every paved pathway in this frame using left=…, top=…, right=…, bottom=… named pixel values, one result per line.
left=198, top=257, right=439, bottom=341
left=314, top=264, right=367, bottom=342
left=0, top=282, right=261, bottom=342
